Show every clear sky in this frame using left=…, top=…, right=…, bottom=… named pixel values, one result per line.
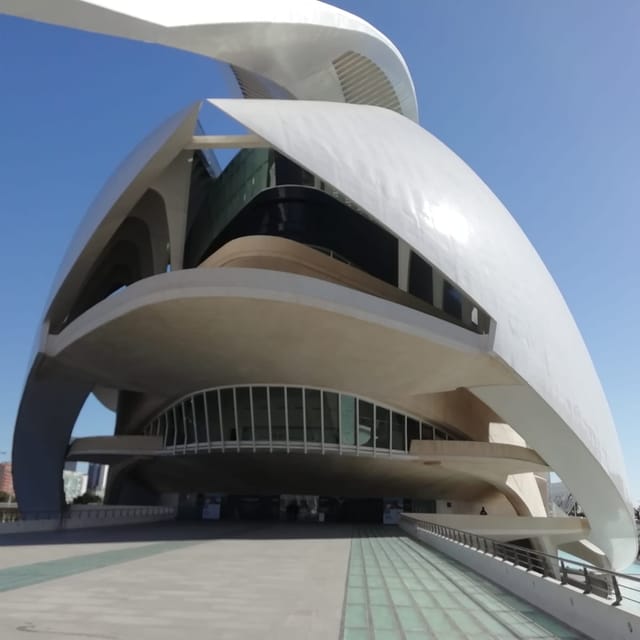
left=0, top=2, right=638, bottom=497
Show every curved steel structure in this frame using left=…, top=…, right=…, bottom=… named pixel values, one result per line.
left=3, top=0, right=635, bottom=570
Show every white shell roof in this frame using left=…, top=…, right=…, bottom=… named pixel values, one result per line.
left=207, top=97, right=636, bottom=569
left=0, top=0, right=418, bottom=119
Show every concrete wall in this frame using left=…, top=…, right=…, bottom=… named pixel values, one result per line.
left=401, top=520, right=640, bottom=640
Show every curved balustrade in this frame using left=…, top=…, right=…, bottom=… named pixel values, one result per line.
left=143, top=385, right=467, bottom=456
left=400, top=515, right=640, bottom=608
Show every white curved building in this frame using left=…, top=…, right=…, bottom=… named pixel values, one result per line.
left=3, top=0, right=636, bottom=570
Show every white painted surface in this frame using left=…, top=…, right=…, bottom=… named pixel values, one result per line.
left=208, top=98, right=636, bottom=569
left=403, top=521, right=640, bottom=640
left=0, top=0, right=417, bottom=119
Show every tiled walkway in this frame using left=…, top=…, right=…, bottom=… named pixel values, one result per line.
left=342, top=528, right=587, bottom=640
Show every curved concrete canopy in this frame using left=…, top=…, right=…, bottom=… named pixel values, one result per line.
left=0, top=0, right=417, bottom=120
left=45, top=267, right=510, bottom=400
left=68, top=436, right=550, bottom=522
left=205, top=98, right=636, bottom=569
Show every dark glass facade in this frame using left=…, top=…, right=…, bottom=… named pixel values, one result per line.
left=182, top=149, right=490, bottom=334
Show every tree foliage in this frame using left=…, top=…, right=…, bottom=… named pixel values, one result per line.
left=72, top=492, right=102, bottom=505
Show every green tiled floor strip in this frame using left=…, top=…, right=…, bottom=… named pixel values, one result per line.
left=0, top=540, right=194, bottom=593
left=342, top=527, right=586, bottom=640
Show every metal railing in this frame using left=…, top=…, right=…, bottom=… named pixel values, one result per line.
left=402, top=516, right=640, bottom=607
left=1, top=506, right=176, bottom=523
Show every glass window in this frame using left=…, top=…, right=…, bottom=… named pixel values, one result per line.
left=184, top=402, right=196, bottom=445
left=193, top=394, right=208, bottom=444
left=252, top=387, right=269, bottom=440
left=270, top=387, right=286, bottom=440
left=340, top=395, right=356, bottom=446
left=174, top=406, right=186, bottom=446
left=358, top=400, right=373, bottom=447
left=287, top=388, right=304, bottom=442
left=443, top=281, right=462, bottom=320
left=407, top=418, right=420, bottom=451
left=236, top=387, right=252, bottom=441
left=165, top=411, right=176, bottom=448
left=323, top=392, right=339, bottom=444
left=422, top=423, right=434, bottom=440
left=434, top=426, right=447, bottom=440
left=376, top=407, right=390, bottom=451
left=408, top=252, right=433, bottom=304
left=305, top=389, right=322, bottom=443
left=392, top=413, right=405, bottom=452
left=220, top=389, right=237, bottom=443
left=206, top=391, right=222, bottom=442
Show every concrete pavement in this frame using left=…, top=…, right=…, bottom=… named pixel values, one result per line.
left=0, top=521, right=587, bottom=639
left=0, top=522, right=351, bottom=639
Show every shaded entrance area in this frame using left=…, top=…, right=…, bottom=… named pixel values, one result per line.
left=175, top=494, right=388, bottom=523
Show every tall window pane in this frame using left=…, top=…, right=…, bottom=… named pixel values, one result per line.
left=184, top=402, right=196, bottom=445
left=323, top=392, right=339, bottom=444
left=305, top=389, right=322, bottom=443
left=376, top=407, right=390, bottom=451
left=392, top=413, right=405, bottom=452
left=434, top=427, right=447, bottom=440
left=443, top=281, right=462, bottom=320
left=174, top=406, right=186, bottom=446
left=252, top=387, right=269, bottom=440
left=358, top=400, right=373, bottom=447
left=270, top=387, right=286, bottom=440
left=220, top=389, right=237, bottom=443
left=422, top=423, right=434, bottom=440
left=165, top=412, right=175, bottom=448
left=287, top=388, right=304, bottom=442
left=407, top=418, right=419, bottom=452
left=236, top=387, right=252, bottom=441
left=193, top=395, right=208, bottom=444
left=340, top=395, right=356, bottom=446
left=206, top=391, right=222, bottom=442
left=408, top=252, right=433, bottom=304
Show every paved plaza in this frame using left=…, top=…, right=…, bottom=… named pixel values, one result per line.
left=0, top=522, right=586, bottom=639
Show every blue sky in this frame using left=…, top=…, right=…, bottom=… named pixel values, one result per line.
left=0, top=2, right=638, bottom=497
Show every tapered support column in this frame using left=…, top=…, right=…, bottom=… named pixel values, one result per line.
left=12, top=356, right=92, bottom=514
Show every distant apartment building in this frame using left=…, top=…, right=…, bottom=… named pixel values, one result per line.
left=0, top=462, right=13, bottom=499
left=87, top=464, right=109, bottom=497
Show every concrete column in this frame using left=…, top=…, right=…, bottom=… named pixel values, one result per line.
left=432, top=272, right=445, bottom=310
left=397, top=239, right=410, bottom=292
left=151, top=150, right=194, bottom=272
left=12, top=357, right=92, bottom=514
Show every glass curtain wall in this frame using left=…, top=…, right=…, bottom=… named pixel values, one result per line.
left=154, top=385, right=466, bottom=455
